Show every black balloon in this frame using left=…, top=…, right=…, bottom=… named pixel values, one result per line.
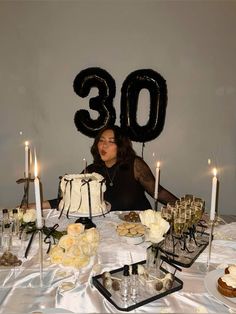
left=120, top=69, right=167, bottom=142
left=73, top=67, right=116, bottom=138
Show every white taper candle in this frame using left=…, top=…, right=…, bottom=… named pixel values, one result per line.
left=210, top=168, right=218, bottom=221
left=154, top=161, right=160, bottom=200
left=34, top=150, right=43, bottom=229
left=25, top=141, right=29, bottom=178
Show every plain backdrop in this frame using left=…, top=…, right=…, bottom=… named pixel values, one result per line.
left=0, top=0, right=235, bottom=214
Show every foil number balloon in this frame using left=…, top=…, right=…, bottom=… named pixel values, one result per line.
left=73, top=68, right=167, bottom=142
left=73, top=67, right=116, bottom=138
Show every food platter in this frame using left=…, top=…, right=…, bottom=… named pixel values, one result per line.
left=92, top=260, right=183, bottom=312
left=65, top=201, right=111, bottom=218
left=204, top=268, right=236, bottom=311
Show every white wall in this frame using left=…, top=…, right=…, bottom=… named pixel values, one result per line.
left=0, top=0, right=235, bottom=214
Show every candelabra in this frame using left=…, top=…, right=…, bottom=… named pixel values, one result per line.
left=16, top=173, right=34, bottom=209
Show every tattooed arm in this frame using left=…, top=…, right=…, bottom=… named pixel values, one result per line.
left=134, top=157, right=178, bottom=205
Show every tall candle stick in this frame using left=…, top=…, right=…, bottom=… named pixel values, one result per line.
left=83, top=158, right=87, bottom=177
left=154, top=161, right=160, bottom=200
left=34, top=150, right=43, bottom=229
left=210, top=168, right=218, bottom=221
left=25, top=141, right=29, bottom=178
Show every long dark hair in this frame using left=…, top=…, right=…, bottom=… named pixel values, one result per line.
left=91, top=125, right=136, bottom=165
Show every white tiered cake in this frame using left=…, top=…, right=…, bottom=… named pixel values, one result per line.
left=58, top=172, right=108, bottom=216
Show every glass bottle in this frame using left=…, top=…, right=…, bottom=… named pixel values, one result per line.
left=120, top=264, right=130, bottom=302
left=2, top=223, right=12, bottom=251
left=2, top=209, right=12, bottom=251
left=130, top=264, right=139, bottom=301
left=11, top=208, right=20, bottom=236
left=2, top=209, right=9, bottom=232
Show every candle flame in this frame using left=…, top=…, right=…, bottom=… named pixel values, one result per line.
left=25, top=141, right=29, bottom=147
left=208, top=158, right=211, bottom=165
left=34, top=149, right=38, bottom=178
left=157, top=161, right=160, bottom=168
left=213, top=167, right=217, bottom=177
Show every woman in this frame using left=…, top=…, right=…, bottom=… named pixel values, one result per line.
left=33, top=125, right=178, bottom=211
left=78, top=125, right=177, bottom=211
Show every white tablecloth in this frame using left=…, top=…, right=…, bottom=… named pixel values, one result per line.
left=1, top=210, right=236, bottom=314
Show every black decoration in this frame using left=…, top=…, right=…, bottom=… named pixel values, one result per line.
left=73, top=67, right=116, bottom=138
left=120, top=69, right=167, bottom=142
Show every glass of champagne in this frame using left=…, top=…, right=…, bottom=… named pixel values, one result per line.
left=161, top=205, right=174, bottom=252
left=173, top=207, right=186, bottom=255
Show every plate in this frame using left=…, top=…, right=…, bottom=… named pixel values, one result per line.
left=120, top=234, right=145, bottom=245
left=204, top=268, right=236, bottom=310
left=65, top=201, right=111, bottom=218
left=118, top=211, right=141, bottom=222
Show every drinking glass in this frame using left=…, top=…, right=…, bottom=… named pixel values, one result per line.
left=161, top=206, right=174, bottom=252
left=173, top=207, right=186, bottom=255
left=184, top=194, right=194, bottom=205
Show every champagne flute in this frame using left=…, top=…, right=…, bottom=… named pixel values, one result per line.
left=173, top=207, right=186, bottom=255
left=161, top=206, right=174, bottom=252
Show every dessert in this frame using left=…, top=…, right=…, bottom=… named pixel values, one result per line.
left=49, top=223, right=100, bottom=269
left=116, top=222, right=145, bottom=237
left=123, top=211, right=140, bottom=222
left=101, top=271, right=121, bottom=291
left=0, top=251, right=22, bottom=267
left=58, top=173, right=107, bottom=216
left=217, top=265, right=236, bottom=297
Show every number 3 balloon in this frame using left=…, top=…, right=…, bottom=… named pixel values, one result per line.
left=73, top=67, right=116, bottom=138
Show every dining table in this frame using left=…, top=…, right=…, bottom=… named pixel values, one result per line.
left=0, top=209, right=236, bottom=314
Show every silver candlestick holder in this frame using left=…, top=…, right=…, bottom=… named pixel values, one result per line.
left=154, top=198, right=158, bottom=211
left=198, top=218, right=215, bottom=273
left=206, top=219, right=215, bottom=271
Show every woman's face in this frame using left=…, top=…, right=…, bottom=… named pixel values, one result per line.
left=97, top=129, right=118, bottom=167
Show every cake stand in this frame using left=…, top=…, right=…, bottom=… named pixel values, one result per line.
left=69, top=202, right=111, bottom=229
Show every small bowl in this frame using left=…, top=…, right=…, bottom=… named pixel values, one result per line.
left=120, top=234, right=145, bottom=245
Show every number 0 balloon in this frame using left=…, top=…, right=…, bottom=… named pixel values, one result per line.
left=120, top=69, right=167, bottom=142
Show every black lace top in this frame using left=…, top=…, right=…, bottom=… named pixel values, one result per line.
left=85, top=156, right=178, bottom=211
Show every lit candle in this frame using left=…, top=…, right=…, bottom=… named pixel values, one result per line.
left=34, top=150, right=43, bottom=229
left=25, top=141, right=29, bottom=178
left=83, top=158, right=87, bottom=176
left=154, top=161, right=160, bottom=200
left=210, top=168, right=218, bottom=221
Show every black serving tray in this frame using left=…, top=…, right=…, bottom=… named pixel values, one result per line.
left=92, top=259, right=183, bottom=312
left=158, top=230, right=210, bottom=268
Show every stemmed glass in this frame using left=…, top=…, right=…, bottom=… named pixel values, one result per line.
left=161, top=205, right=174, bottom=252
left=184, top=206, right=198, bottom=252
left=173, top=206, right=186, bottom=255
left=58, top=267, right=81, bottom=293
